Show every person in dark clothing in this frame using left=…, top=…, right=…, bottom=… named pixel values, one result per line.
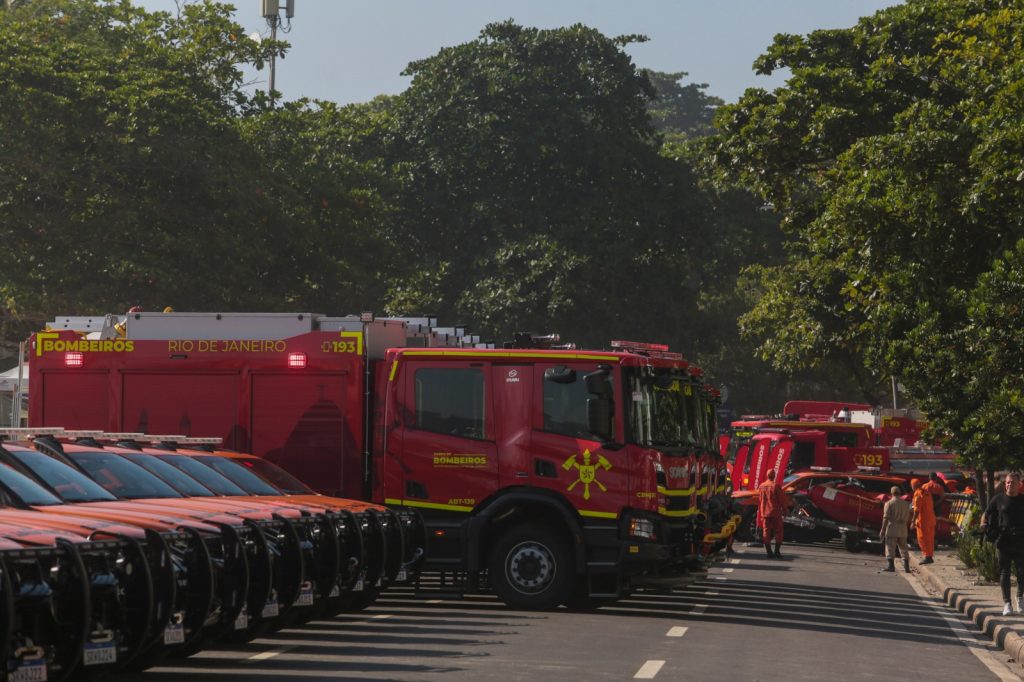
left=983, top=472, right=1024, bottom=616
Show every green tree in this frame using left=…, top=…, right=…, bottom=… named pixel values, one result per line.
left=0, top=0, right=393, bottom=362
left=383, top=22, right=746, bottom=371
left=701, top=0, right=1024, bottom=464
left=644, top=70, right=723, bottom=142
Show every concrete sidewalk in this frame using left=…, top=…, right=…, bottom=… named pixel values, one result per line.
left=901, top=548, right=1024, bottom=671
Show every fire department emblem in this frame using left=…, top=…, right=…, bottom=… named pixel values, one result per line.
left=563, top=449, right=612, bottom=500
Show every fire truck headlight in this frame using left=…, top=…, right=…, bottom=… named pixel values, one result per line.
left=629, top=517, right=657, bottom=541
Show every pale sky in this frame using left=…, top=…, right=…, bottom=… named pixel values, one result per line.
left=139, top=1, right=900, bottom=105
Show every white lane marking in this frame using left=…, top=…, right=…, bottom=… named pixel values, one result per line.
left=730, top=559, right=741, bottom=564
left=722, top=568, right=735, bottom=573
left=901, top=572, right=1018, bottom=681
left=703, top=591, right=719, bottom=597
left=371, top=614, right=392, bottom=620
left=247, top=645, right=294, bottom=661
left=426, top=599, right=443, bottom=604
left=634, top=660, right=665, bottom=679
left=709, top=576, right=728, bottom=581
left=691, top=603, right=708, bottom=615
left=666, top=626, right=688, bottom=638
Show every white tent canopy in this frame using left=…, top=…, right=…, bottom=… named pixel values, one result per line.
left=0, top=364, right=29, bottom=393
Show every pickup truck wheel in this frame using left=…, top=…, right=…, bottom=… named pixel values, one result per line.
left=489, top=524, right=571, bottom=610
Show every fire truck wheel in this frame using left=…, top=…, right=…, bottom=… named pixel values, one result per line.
left=489, top=524, right=572, bottom=610
left=843, top=534, right=865, bottom=553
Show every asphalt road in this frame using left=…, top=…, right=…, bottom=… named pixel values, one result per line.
left=129, top=542, right=1021, bottom=681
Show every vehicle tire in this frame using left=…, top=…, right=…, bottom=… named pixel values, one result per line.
left=488, top=523, right=572, bottom=610
left=843, top=534, right=865, bottom=553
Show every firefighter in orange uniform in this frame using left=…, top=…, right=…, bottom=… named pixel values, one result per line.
left=757, top=468, right=788, bottom=559
left=911, top=478, right=936, bottom=564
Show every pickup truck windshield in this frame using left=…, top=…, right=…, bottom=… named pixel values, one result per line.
left=153, top=454, right=247, bottom=496
left=0, top=462, right=64, bottom=506
left=236, top=457, right=314, bottom=495
left=67, top=451, right=183, bottom=499
left=197, top=456, right=281, bottom=496
left=9, top=449, right=117, bottom=503
left=127, top=453, right=216, bottom=497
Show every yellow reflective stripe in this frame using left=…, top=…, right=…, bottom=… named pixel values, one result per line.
left=388, top=360, right=399, bottom=382
left=715, top=485, right=726, bottom=493
left=384, top=498, right=473, bottom=513
left=694, top=486, right=708, bottom=495
left=658, top=506, right=697, bottom=518
left=400, top=350, right=620, bottom=362
left=658, top=485, right=695, bottom=497
left=579, top=509, right=618, bottom=519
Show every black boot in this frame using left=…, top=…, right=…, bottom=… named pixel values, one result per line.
left=765, top=543, right=775, bottom=558
left=903, top=558, right=911, bottom=573
left=883, top=559, right=895, bottom=572
left=774, top=543, right=784, bottom=559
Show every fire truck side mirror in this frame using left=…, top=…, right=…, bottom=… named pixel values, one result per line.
left=543, top=366, right=577, bottom=384
left=587, top=397, right=613, bottom=443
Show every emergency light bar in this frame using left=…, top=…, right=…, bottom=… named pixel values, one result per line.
left=134, top=434, right=188, bottom=443
left=179, top=437, right=223, bottom=445
left=809, top=466, right=833, bottom=472
left=610, top=340, right=669, bottom=353
left=0, top=427, right=66, bottom=439
left=58, top=430, right=105, bottom=438
left=856, top=466, right=882, bottom=473
left=95, top=433, right=146, bottom=441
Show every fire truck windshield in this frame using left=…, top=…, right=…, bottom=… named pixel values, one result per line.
left=627, top=370, right=693, bottom=449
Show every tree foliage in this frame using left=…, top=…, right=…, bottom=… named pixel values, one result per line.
left=701, top=0, right=1024, bottom=466
left=0, top=3, right=798, bottom=415
left=0, top=0, right=387, bottom=356
left=382, top=20, right=776, bottom=405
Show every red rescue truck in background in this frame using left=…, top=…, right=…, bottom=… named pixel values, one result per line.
left=725, top=420, right=889, bottom=491
left=26, top=311, right=736, bottom=609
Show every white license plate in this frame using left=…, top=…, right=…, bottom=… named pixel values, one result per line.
left=234, top=609, right=249, bottom=631
left=163, top=623, right=185, bottom=645
left=396, top=569, right=408, bottom=582
left=9, top=661, right=47, bottom=682
left=295, top=589, right=314, bottom=607
left=83, top=642, right=117, bottom=667
left=261, top=600, right=279, bottom=618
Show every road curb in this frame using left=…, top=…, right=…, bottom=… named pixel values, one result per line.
left=914, top=559, right=1024, bottom=670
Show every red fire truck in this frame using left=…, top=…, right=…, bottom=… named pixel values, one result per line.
left=725, top=419, right=889, bottom=491
left=26, top=311, right=733, bottom=609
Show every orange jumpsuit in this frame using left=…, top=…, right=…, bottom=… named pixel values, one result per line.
left=757, top=480, right=786, bottom=543
left=912, top=487, right=936, bottom=558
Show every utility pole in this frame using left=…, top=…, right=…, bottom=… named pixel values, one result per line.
left=260, top=0, right=295, bottom=104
